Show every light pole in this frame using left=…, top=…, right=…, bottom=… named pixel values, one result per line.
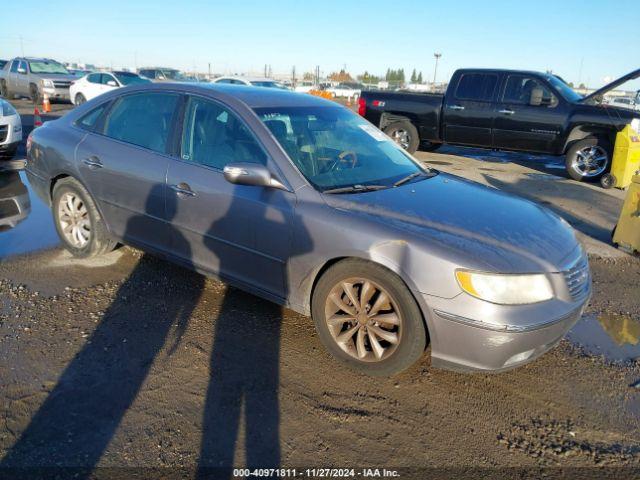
left=433, top=53, right=442, bottom=86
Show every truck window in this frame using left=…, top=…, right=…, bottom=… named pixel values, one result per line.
left=502, top=75, right=557, bottom=107
left=454, top=73, right=498, bottom=102
left=10, top=61, right=19, bottom=73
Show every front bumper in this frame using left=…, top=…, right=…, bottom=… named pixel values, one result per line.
left=42, top=86, right=70, bottom=101
left=419, top=286, right=590, bottom=372
left=0, top=114, right=22, bottom=155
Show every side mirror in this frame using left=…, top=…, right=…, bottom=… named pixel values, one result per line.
left=106, top=80, right=118, bottom=87
left=529, top=87, right=543, bottom=106
left=17, top=68, right=27, bottom=75
left=223, top=163, right=287, bottom=190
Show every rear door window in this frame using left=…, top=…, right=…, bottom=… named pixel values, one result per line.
left=76, top=103, right=109, bottom=131
left=87, top=73, right=101, bottom=84
left=454, top=73, right=498, bottom=101
left=102, top=92, right=179, bottom=153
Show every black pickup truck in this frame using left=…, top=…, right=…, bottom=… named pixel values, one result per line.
left=359, top=68, right=639, bottom=182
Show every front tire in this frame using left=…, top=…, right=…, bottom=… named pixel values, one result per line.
left=383, top=120, right=420, bottom=154
left=29, top=84, right=41, bottom=104
left=74, top=93, right=86, bottom=105
left=52, top=178, right=115, bottom=258
left=311, top=259, right=427, bottom=377
left=565, top=137, right=611, bottom=182
left=0, top=80, right=9, bottom=99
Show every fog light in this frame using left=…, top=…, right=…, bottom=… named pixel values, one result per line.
left=504, top=349, right=535, bottom=367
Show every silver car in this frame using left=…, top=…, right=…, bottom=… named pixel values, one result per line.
left=0, top=57, right=76, bottom=102
left=25, top=83, right=590, bottom=376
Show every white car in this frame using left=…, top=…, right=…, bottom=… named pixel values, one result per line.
left=327, top=82, right=362, bottom=99
left=0, top=98, right=22, bottom=160
left=211, top=76, right=288, bottom=89
left=607, top=96, right=640, bottom=111
left=70, top=71, right=150, bottom=105
left=294, top=81, right=316, bottom=93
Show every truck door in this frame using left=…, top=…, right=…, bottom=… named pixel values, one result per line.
left=8, top=60, right=20, bottom=93
left=493, top=74, right=568, bottom=153
left=16, top=60, right=29, bottom=96
left=442, top=72, right=498, bottom=147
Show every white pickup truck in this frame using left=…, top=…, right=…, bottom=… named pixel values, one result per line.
left=0, top=57, right=76, bottom=103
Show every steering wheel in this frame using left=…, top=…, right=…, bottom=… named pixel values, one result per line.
left=329, top=150, right=358, bottom=172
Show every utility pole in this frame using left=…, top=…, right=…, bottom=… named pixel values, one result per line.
left=433, top=53, right=442, bottom=85
left=291, top=65, right=296, bottom=86
left=134, top=51, right=138, bottom=71
left=264, top=64, right=268, bottom=77
left=208, top=63, right=211, bottom=80
left=578, top=57, right=584, bottom=86
left=19, top=35, right=24, bottom=57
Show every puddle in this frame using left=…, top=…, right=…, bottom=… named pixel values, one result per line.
left=566, top=313, right=640, bottom=363
left=0, top=170, right=59, bottom=259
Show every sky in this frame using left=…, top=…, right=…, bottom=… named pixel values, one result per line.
left=2, top=0, right=639, bottom=89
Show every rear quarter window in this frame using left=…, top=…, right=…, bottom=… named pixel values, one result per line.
left=455, top=73, right=498, bottom=102
left=75, top=103, right=109, bottom=131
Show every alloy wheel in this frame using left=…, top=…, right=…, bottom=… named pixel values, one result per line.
left=391, top=129, right=411, bottom=150
left=324, top=278, right=402, bottom=362
left=57, top=192, right=91, bottom=248
left=572, top=146, right=608, bottom=178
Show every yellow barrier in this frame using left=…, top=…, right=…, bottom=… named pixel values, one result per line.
left=612, top=173, right=640, bottom=254
left=601, top=124, right=640, bottom=189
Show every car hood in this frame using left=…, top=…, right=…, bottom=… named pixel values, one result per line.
left=38, top=73, right=77, bottom=82
left=580, top=68, right=640, bottom=104
left=322, top=173, right=579, bottom=273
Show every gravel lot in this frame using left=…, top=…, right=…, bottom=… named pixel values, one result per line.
left=0, top=99, right=639, bottom=479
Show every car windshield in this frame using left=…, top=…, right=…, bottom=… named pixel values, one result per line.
left=254, top=106, right=431, bottom=192
left=161, top=69, right=188, bottom=81
left=114, top=72, right=150, bottom=85
left=28, top=61, right=69, bottom=74
left=547, top=75, right=583, bottom=102
left=251, top=81, right=286, bottom=89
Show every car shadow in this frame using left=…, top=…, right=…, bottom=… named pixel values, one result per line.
left=0, top=184, right=205, bottom=475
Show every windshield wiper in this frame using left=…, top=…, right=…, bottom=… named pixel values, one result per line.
left=393, top=170, right=434, bottom=187
left=323, top=184, right=388, bottom=194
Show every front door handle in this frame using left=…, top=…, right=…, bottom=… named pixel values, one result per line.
left=449, top=104, right=465, bottom=111
left=169, top=182, right=197, bottom=197
left=82, top=156, right=103, bottom=169
left=498, top=109, right=515, bottom=115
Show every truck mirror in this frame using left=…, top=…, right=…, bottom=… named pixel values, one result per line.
left=529, top=87, right=543, bottom=106
left=17, top=67, right=27, bottom=75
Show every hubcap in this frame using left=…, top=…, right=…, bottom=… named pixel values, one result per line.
left=572, top=146, right=608, bottom=177
left=324, top=278, right=402, bottom=362
left=391, top=129, right=411, bottom=150
left=58, top=192, right=91, bottom=248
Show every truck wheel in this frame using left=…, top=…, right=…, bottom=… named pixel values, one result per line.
left=52, top=177, right=116, bottom=258
left=565, top=137, right=611, bottom=182
left=600, top=173, right=616, bottom=189
left=29, top=84, right=42, bottom=104
left=384, top=121, right=420, bottom=154
left=311, top=258, right=427, bottom=377
left=0, top=81, right=9, bottom=98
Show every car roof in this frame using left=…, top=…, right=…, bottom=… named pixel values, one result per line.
left=215, top=76, right=277, bottom=82
left=116, top=82, right=338, bottom=109
left=455, top=68, right=549, bottom=77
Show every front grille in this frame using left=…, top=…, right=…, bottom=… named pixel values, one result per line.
left=0, top=125, right=7, bottom=143
left=52, top=81, right=71, bottom=89
left=563, top=255, right=590, bottom=300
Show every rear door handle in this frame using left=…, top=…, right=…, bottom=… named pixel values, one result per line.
left=82, top=156, right=103, bottom=169
left=498, top=109, right=515, bottom=115
left=170, top=182, right=197, bottom=197
left=449, top=104, right=465, bottom=111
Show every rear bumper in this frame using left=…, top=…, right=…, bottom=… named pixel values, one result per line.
left=25, top=169, right=50, bottom=206
left=418, top=290, right=589, bottom=372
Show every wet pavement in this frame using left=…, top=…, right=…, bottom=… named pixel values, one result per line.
left=567, top=313, right=640, bottom=363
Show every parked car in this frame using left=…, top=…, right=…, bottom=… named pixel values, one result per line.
left=137, top=67, right=196, bottom=83
left=0, top=171, right=30, bottom=231
left=0, top=99, right=22, bottom=160
left=70, top=71, right=150, bottom=105
left=0, top=60, right=7, bottom=71
left=26, top=83, right=591, bottom=376
left=294, top=81, right=317, bottom=93
left=359, top=68, right=640, bottom=182
left=328, top=82, right=363, bottom=98
left=0, top=57, right=76, bottom=102
left=607, top=96, right=640, bottom=111
left=211, top=76, right=288, bottom=89
left=67, top=68, right=93, bottom=78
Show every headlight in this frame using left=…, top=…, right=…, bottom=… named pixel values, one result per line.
left=0, top=100, right=18, bottom=117
left=41, top=79, right=54, bottom=88
left=455, top=270, right=554, bottom=305
left=631, top=118, right=640, bottom=133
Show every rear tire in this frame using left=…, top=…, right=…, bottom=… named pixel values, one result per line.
left=565, top=137, right=611, bottom=182
left=0, top=80, right=9, bottom=98
left=29, top=84, right=41, bottom=104
left=383, top=120, right=420, bottom=154
left=311, top=258, right=427, bottom=377
left=52, top=177, right=116, bottom=258
left=74, top=93, right=86, bottom=105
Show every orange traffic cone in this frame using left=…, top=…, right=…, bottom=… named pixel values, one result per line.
left=34, top=107, right=43, bottom=128
left=42, top=93, right=51, bottom=113
left=346, top=96, right=352, bottom=106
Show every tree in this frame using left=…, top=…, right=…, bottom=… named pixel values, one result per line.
left=417, top=71, right=423, bottom=83
left=328, top=69, right=353, bottom=82
left=579, top=83, right=586, bottom=89
left=567, top=81, right=574, bottom=88
left=410, top=69, right=417, bottom=83
left=302, top=71, right=314, bottom=81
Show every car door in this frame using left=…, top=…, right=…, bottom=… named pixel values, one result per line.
left=83, top=73, right=103, bottom=100
left=75, top=91, right=180, bottom=252
left=8, top=60, right=20, bottom=92
left=100, top=73, right=120, bottom=93
left=492, top=74, right=569, bottom=153
left=442, top=72, right=499, bottom=146
left=14, top=61, right=29, bottom=95
left=166, top=95, right=294, bottom=298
